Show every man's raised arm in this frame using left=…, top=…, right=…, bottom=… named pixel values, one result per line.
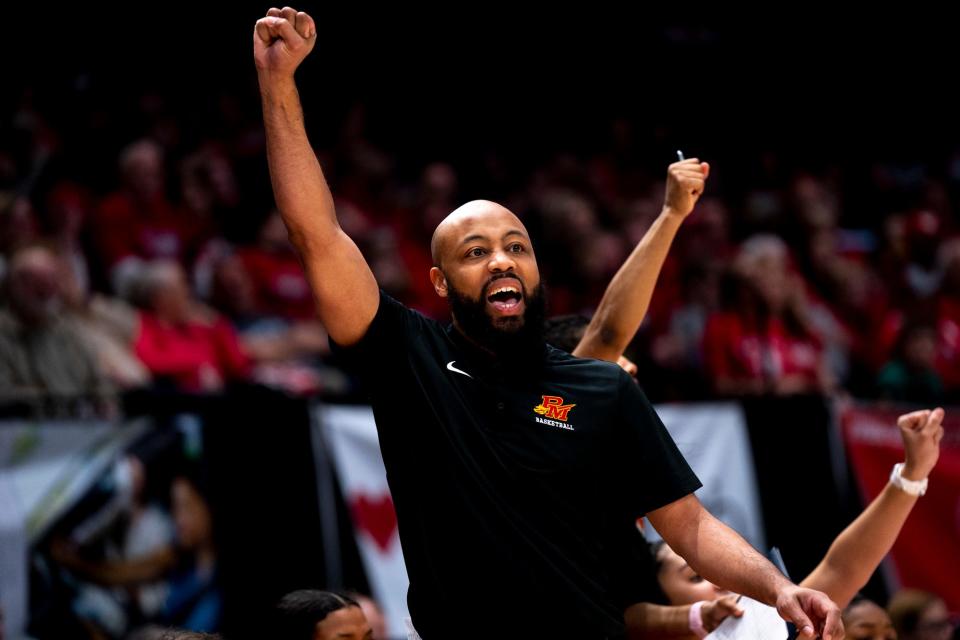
left=254, top=7, right=378, bottom=346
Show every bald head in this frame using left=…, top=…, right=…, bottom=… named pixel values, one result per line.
left=430, top=200, right=528, bottom=267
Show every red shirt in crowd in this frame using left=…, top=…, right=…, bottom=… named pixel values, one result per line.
left=92, top=191, right=199, bottom=269
left=134, top=312, right=251, bottom=392
left=703, top=311, right=822, bottom=392
left=236, top=247, right=315, bottom=320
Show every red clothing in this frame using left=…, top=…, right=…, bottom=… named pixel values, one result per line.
left=703, top=311, right=822, bottom=390
left=92, top=191, right=198, bottom=269
left=236, top=247, right=315, bottom=320
left=134, top=312, right=250, bottom=392
left=937, top=297, right=960, bottom=388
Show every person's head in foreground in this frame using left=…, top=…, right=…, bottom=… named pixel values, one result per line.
left=652, top=540, right=730, bottom=604
left=276, top=590, right=372, bottom=640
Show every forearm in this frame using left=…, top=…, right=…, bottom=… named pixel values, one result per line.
left=669, top=507, right=788, bottom=606
left=625, top=602, right=697, bottom=639
left=575, top=210, right=683, bottom=361
left=257, top=73, right=338, bottom=251
left=801, top=482, right=917, bottom=606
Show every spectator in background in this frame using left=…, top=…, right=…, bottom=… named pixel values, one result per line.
left=0, top=244, right=109, bottom=406
left=209, top=253, right=337, bottom=395
left=236, top=210, right=315, bottom=321
left=275, top=590, right=372, bottom=640
left=888, top=590, right=955, bottom=640
left=703, top=234, right=830, bottom=396
left=59, top=453, right=175, bottom=638
left=52, top=470, right=223, bottom=634
left=903, top=210, right=946, bottom=302
left=159, top=473, right=221, bottom=632
left=0, top=195, right=40, bottom=286
left=132, top=261, right=250, bottom=393
left=877, top=321, right=944, bottom=404
left=91, top=139, right=198, bottom=297
left=842, top=597, right=897, bottom=640
left=40, top=181, right=153, bottom=389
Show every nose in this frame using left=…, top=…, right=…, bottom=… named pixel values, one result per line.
left=487, top=248, right=518, bottom=273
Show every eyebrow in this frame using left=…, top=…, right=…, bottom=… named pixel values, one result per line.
left=460, top=229, right=527, bottom=246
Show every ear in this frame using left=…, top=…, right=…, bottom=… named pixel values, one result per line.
left=429, top=266, right=448, bottom=298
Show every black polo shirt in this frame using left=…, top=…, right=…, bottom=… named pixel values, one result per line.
left=332, top=292, right=700, bottom=639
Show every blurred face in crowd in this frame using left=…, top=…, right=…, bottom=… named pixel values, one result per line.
left=149, top=262, right=193, bottom=324
left=7, top=246, right=63, bottom=325
left=121, top=140, right=165, bottom=200
left=909, top=599, right=953, bottom=640
left=739, top=248, right=790, bottom=311
left=260, top=210, right=293, bottom=253
left=172, top=477, right=213, bottom=551
left=212, top=255, right=257, bottom=318
left=903, top=326, right=938, bottom=371
left=655, top=543, right=729, bottom=604
left=843, top=600, right=897, bottom=640
left=313, top=605, right=373, bottom=640
left=429, top=200, right=546, bottom=354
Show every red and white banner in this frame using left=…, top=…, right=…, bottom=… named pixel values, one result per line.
left=841, top=404, right=960, bottom=611
left=319, top=405, right=409, bottom=639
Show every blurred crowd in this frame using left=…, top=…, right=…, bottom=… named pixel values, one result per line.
left=4, top=75, right=960, bottom=411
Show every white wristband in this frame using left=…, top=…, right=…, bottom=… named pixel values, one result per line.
left=890, top=462, right=928, bottom=496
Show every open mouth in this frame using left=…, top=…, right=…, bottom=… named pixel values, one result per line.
left=485, top=280, right=524, bottom=315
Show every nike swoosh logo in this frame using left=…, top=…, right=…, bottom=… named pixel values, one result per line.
left=446, top=361, right=473, bottom=379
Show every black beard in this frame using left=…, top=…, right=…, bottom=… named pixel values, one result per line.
left=446, top=276, right=547, bottom=359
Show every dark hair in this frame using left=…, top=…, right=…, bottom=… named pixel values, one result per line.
left=275, top=590, right=359, bottom=639
left=543, top=314, right=590, bottom=353
left=649, top=540, right=668, bottom=574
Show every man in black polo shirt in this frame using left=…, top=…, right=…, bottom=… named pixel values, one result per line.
left=253, top=9, right=844, bottom=640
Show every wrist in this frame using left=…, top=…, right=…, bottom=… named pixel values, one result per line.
left=890, top=462, right=928, bottom=495
left=772, top=579, right=796, bottom=606
left=660, top=206, right=688, bottom=222
left=257, top=70, right=297, bottom=92
left=900, top=463, right=927, bottom=482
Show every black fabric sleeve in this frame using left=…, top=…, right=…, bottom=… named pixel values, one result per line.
left=328, top=290, right=425, bottom=378
left=612, top=370, right=702, bottom=517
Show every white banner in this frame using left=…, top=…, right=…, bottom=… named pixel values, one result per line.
left=319, top=402, right=764, bottom=638
left=650, top=403, right=765, bottom=551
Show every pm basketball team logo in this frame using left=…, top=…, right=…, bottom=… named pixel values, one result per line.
left=533, top=395, right=576, bottom=430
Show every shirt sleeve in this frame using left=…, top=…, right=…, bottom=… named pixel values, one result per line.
left=612, top=370, right=701, bottom=517
left=328, top=290, right=425, bottom=380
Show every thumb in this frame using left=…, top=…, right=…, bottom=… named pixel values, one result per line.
left=701, top=162, right=711, bottom=179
